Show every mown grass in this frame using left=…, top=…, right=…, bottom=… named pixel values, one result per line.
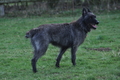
left=0, top=12, right=120, bottom=80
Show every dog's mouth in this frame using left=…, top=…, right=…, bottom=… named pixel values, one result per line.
left=91, top=24, right=98, bottom=29
left=90, top=21, right=99, bottom=29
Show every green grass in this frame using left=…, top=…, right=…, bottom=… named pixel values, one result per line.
left=0, top=12, right=120, bottom=80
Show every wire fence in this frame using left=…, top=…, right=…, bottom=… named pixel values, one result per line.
left=0, top=0, right=120, bottom=17
left=0, top=0, right=72, bottom=16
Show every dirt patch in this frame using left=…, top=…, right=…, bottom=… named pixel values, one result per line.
left=84, top=47, right=112, bottom=52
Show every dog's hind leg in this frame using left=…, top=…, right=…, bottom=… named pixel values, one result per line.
left=31, top=50, right=38, bottom=73
left=31, top=39, right=49, bottom=73
left=56, top=48, right=67, bottom=67
left=71, top=46, right=77, bottom=66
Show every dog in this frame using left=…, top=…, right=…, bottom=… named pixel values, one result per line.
left=25, top=8, right=99, bottom=73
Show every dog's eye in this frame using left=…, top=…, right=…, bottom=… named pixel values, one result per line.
left=90, top=16, right=96, bottom=19
left=90, top=17, right=93, bottom=19
left=93, top=15, right=96, bottom=18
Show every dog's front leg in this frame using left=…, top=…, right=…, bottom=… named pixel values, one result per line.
left=71, top=46, right=77, bottom=66
left=56, top=48, right=67, bottom=67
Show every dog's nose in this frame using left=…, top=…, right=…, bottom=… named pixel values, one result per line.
left=96, top=21, right=99, bottom=24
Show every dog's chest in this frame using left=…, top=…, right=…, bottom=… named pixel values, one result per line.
left=73, top=31, right=87, bottom=46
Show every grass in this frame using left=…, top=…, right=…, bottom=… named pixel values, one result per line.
left=0, top=12, right=120, bottom=80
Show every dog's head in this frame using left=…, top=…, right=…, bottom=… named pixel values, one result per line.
left=82, top=8, right=99, bottom=29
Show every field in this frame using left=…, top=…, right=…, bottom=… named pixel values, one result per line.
left=0, top=12, right=120, bottom=80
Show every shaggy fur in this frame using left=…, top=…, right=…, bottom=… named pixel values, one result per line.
left=25, top=8, right=99, bottom=73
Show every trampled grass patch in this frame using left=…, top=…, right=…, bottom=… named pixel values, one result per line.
left=0, top=13, right=120, bottom=80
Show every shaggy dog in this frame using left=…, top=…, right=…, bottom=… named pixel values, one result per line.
left=25, top=8, right=99, bottom=73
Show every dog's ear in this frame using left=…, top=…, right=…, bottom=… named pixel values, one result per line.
left=87, top=8, right=91, bottom=12
left=82, top=8, right=87, bottom=17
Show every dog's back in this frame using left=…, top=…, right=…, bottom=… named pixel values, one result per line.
left=26, top=22, right=86, bottom=48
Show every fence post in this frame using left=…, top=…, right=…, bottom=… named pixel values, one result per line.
left=0, top=4, right=5, bottom=16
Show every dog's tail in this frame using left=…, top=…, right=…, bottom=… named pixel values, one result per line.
left=25, top=32, right=31, bottom=38
left=25, top=29, right=37, bottom=38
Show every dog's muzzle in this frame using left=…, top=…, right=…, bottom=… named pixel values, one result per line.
left=96, top=21, right=99, bottom=25
left=91, top=21, right=99, bottom=29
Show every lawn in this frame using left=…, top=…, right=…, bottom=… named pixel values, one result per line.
left=0, top=12, right=120, bottom=80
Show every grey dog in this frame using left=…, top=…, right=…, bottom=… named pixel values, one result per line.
left=25, top=8, right=99, bottom=73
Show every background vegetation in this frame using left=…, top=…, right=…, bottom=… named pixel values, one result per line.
left=0, top=10, right=120, bottom=80
left=0, top=0, right=120, bottom=17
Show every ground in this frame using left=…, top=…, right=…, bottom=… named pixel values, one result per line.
left=0, top=12, right=120, bottom=80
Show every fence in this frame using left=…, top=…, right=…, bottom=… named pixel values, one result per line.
left=0, top=0, right=74, bottom=16
left=0, top=0, right=120, bottom=17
